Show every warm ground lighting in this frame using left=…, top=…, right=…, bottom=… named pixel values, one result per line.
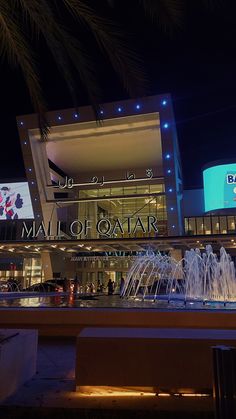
left=78, top=386, right=156, bottom=397
left=77, top=386, right=211, bottom=398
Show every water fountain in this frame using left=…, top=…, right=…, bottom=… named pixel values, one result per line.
left=121, top=245, right=236, bottom=304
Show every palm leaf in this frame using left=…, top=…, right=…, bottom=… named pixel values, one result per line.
left=56, top=27, right=102, bottom=117
left=1, top=0, right=189, bottom=139
left=0, top=1, right=49, bottom=140
left=139, top=0, right=184, bottom=32
left=18, top=0, right=104, bottom=115
left=63, top=0, right=147, bottom=97
left=17, top=0, right=78, bottom=106
left=200, top=0, right=221, bottom=9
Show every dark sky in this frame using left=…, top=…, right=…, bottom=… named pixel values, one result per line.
left=0, top=1, right=235, bottom=189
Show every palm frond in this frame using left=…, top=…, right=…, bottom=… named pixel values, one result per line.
left=57, top=27, right=102, bottom=116
left=139, top=0, right=184, bottom=32
left=17, top=0, right=78, bottom=105
left=18, top=0, right=103, bottom=113
left=15, top=0, right=41, bottom=39
left=1, top=0, right=188, bottom=139
left=63, top=0, right=147, bottom=97
left=200, top=0, right=223, bottom=10
left=0, top=1, right=49, bottom=140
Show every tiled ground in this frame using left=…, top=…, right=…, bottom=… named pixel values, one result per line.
left=1, top=336, right=214, bottom=414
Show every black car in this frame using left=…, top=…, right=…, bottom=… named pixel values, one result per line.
left=24, top=282, right=63, bottom=292
left=45, top=278, right=74, bottom=292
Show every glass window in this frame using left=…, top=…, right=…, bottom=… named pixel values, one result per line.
left=98, top=188, right=110, bottom=197
left=110, top=187, right=123, bottom=196
left=196, top=218, right=204, bottom=235
left=123, top=186, right=137, bottom=195
left=227, top=216, right=235, bottom=232
left=150, top=183, right=165, bottom=193
left=185, top=215, right=236, bottom=235
left=79, top=189, right=98, bottom=198
left=203, top=217, right=212, bottom=234
left=212, top=216, right=220, bottom=234
left=219, top=216, right=227, bottom=234
left=98, top=272, right=104, bottom=284
left=184, top=218, right=189, bottom=234
left=188, top=218, right=196, bottom=235
left=64, top=181, right=167, bottom=239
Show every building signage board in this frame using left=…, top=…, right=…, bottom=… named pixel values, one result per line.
left=71, top=256, right=110, bottom=261
left=70, top=256, right=139, bottom=261
left=21, top=216, right=158, bottom=239
left=71, top=251, right=143, bottom=261
left=0, top=182, right=34, bottom=220
left=203, top=163, right=236, bottom=212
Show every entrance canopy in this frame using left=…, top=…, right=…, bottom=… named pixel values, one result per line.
left=29, top=113, right=163, bottom=180
left=0, top=234, right=236, bottom=256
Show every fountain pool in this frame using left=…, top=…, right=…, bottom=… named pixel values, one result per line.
left=121, top=245, right=236, bottom=304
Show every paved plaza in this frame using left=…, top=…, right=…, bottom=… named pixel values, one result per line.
left=0, top=336, right=213, bottom=417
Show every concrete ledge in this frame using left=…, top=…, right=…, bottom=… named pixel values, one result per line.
left=0, top=329, right=38, bottom=402
left=1, top=308, right=236, bottom=336
left=76, top=327, right=236, bottom=391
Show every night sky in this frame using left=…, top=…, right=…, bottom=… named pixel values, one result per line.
left=0, top=1, right=235, bottom=189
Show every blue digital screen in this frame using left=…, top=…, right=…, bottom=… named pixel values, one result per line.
left=203, top=163, right=236, bottom=212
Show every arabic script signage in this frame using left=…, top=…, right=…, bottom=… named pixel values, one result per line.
left=56, top=168, right=154, bottom=189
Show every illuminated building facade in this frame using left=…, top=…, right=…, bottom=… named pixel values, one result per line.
left=18, top=94, right=182, bottom=239
left=12, top=94, right=183, bottom=287
left=0, top=96, right=236, bottom=289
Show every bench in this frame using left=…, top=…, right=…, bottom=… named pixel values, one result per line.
left=0, top=329, right=38, bottom=402
left=76, top=327, right=236, bottom=392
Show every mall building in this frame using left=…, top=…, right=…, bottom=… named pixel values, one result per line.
left=0, top=94, right=235, bottom=289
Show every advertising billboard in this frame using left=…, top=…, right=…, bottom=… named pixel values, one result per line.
left=203, top=163, right=236, bottom=212
left=0, top=182, right=34, bottom=220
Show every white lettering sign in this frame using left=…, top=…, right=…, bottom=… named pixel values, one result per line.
left=21, top=216, right=158, bottom=239
left=56, top=168, right=154, bottom=189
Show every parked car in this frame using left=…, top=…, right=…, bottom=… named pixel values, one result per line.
left=24, top=282, right=63, bottom=292
left=45, top=278, right=74, bottom=292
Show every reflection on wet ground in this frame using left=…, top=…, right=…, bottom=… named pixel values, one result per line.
left=0, top=293, right=236, bottom=310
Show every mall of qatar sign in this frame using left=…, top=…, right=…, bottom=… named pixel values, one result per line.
left=21, top=216, right=158, bottom=239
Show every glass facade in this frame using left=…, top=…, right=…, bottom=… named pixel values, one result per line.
left=75, top=255, right=136, bottom=293
left=23, top=257, right=44, bottom=288
left=60, top=181, right=168, bottom=238
left=185, top=215, right=236, bottom=235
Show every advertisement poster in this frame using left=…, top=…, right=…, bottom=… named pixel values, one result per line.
left=203, top=163, right=236, bottom=212
left=0, top=182, right=34, bottom=220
